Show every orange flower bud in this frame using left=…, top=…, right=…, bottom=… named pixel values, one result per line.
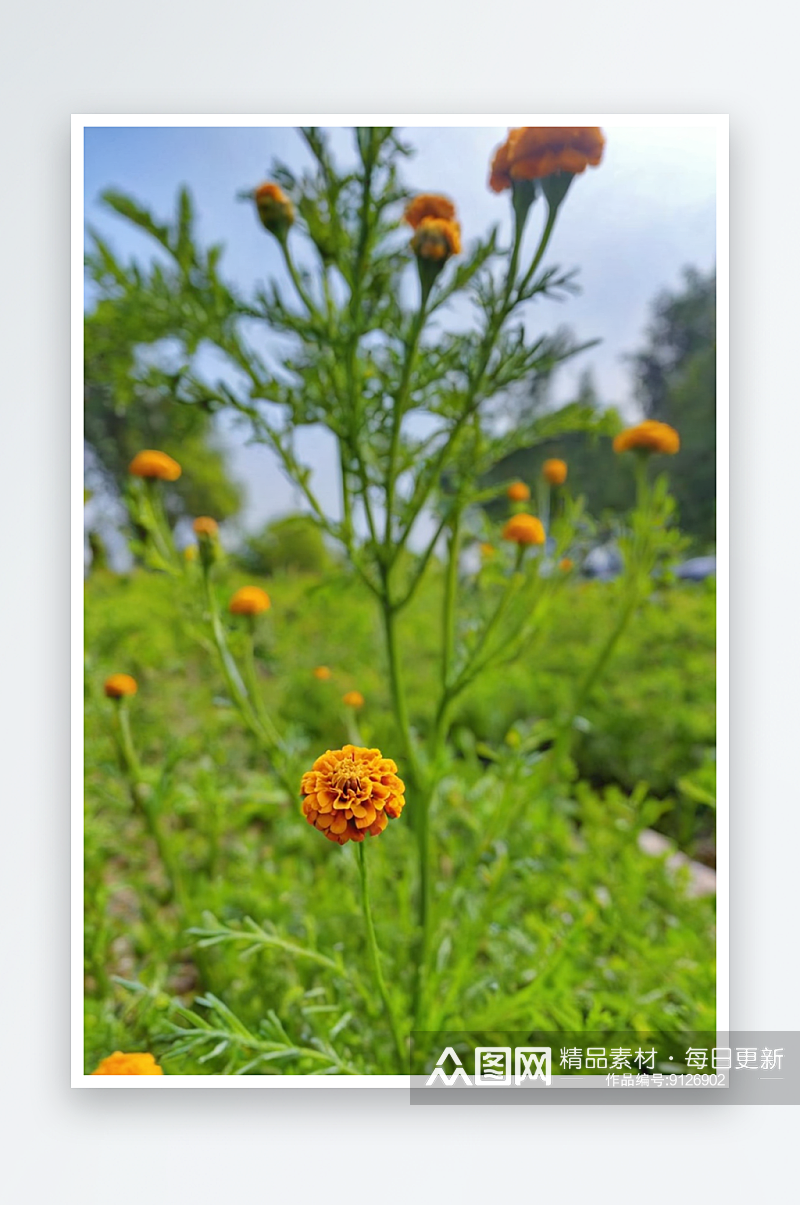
left=613, top=420, right=680, bottom=456
left=92, top=1051, right=163, bottom=1075
left=502, top=514, right=546, bottom=546
left=104, top=673, right=138, bottom=699
left=403, top=193, right=456, bottom=229
left=254, top=182, right=294, bottom=235
left=479, top=542, right=495, bottom=558
left=229, top=586, right=271, bottom=616
left=192, top=516, right=219, bottom=538
left=507, top=481, right=531, bottom=501
left=543, top=458, right=568, bottom=486
left=128, top=450, right=182, bottom=481
left=313, top=666, right=332, bottom=680
left=300, top=744, right=405, bottom=845
left=410, top=217, right=462, bottom=262
left=559, top=557, right=574, bottom=573
left=342, top=690, right=364, bottom=709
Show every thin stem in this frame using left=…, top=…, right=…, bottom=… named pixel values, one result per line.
left=357, top=842, right=406, bottom=1069
left=441, top=507, right=462, bottom=692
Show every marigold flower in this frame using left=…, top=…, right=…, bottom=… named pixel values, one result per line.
left=507, top=481, right=531, bottom=501
left=559, top=557, right=574, bottom=573
left=192, top=516, right=219, bottom=538
left=104, top=673, right=138, bottom=699
left=128, top=450, right=182, bottom=481
left=479, top=542, right=495, bottom=558
left=254, top=182, right=295, bottom=234
left=403, top=193, right=456, bottom=229
left=489, top=127, right=605, bottom=192
left=342, top=690, right=364, bottom=709
left=313, top=666, right=332, bottom=681
left=612, top=420, right=680, bottom=456
left=502, top=513, right=546, bottom=546
left=92, top=1051, right=163, bottom=1076
left=410, top=217, right=462, bottom=262
left=542, top=458, right=568, bottom=486
left=300, top=744, right=406, bottom=845
left=229, top=586, right=271, bottom=616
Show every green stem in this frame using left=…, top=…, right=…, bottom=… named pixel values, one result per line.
left=441, top=508, right=462, bottom=693
left=357, top=842, right=406, bottom=1069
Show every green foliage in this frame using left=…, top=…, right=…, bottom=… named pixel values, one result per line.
left=237, top=513, right=335, bottom=577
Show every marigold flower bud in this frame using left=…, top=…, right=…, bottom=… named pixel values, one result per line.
left=410, top=217, right=462, bottom=262
left=489, top=127, right=605, bottom=193
left=128, top=450, right=182, bottom=481
left=313, top=666, right=332, bottom=680
left=254, top=182, right=295, bottom=236
left=559, top=557, right=574, bottom=573
left=192, top=516, right=219, bottom=538
left=342, top=690, right=364, bottom=709
left=92, top=1051, right=163, bottom=1075
left=229, top=586, right=271, bottom=616
left=507, top=481, right=531, bottom=501
left=300, top=744, right=405, bottom=845
left=479, top=542, right=495, bottom=558
left=104, top=673, right=138, bottom=699
left=184, top=544, right=198, bottom=562
left=502, top=513, right=546, bottom=546
left=542, top=458, right=568, bottom=486
left=612, top=420, right=680, bottom=456
left=403, top=193, right=456, bottom=229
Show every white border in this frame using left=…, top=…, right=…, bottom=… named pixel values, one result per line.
left=73, top=114, right=729, bottom=1087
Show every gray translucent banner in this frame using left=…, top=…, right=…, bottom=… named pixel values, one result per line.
left=409, top=1032, right=799, bottom=1105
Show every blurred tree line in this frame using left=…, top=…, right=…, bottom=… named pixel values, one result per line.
left=488, top=266, right=716, bottom=546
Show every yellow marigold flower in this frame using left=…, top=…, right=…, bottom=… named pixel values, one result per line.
left=559, top=557, right=574, bottom=573
left=410, top=217, right=462, bottom=262
left=502, top=513, right=546, bottom=546
left=254, top=181, right=295, bottom=234
left=92, top=1051, right=163, bottom=1076
left=313, top=666, right=332, bottom=680
left=342, top=690, right=364, bottom=709
left=184, top=544, right=198, bottom=562
left=507, top=481, right=531, bottom=501
left=229, top=586, right=271, bottom=616
left=542, top=458, right=568, bottom=486
left=104, top=673, right=138, bottom=699
left=192, top=516, right=219, bottom=538
left=613, top=420, right=680, bottom=456
left=300, top=744, right=405, bottom=845
left=489, top=127, right=605, bottom=192
left=128, top=450, right=182, bottom=481
left=403, top=193, right=456, bottom=229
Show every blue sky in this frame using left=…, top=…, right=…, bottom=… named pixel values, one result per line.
left=84, top=123, right=716, bottom=536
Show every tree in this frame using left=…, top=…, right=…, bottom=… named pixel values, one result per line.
left=629, top=267, right=716, bottom=543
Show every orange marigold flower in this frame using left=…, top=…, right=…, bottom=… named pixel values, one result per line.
left=313, top=666, right=332, bottom=680
left=502, top=513, right=546, bottom=546
left=612, top=420, right=680, bottom=456
left=104, top=673, right=137, bottom=699
left=192, top=516, right=219, bottom=538
left=254, top=181, right=295, bottom=233
left=342, top=690, right=364, bottom=709
left=300, top=744, right=405, bottom=845
left=403, top=193, right=456, bottom=229
left=92, top=1051, right=163, bottom=1076
left=229, top=586, right=271, bottom=616
left=507, top=481, right=531, bottom=501
left=490, top=127, right=605, bottom=192
left=410, top=217, right=462, bottom=262
left=128, top=450, right=182, bottom=481
left=542, top=458, right=568, bottom=486
left=559, top=557, right=574, bottom=573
